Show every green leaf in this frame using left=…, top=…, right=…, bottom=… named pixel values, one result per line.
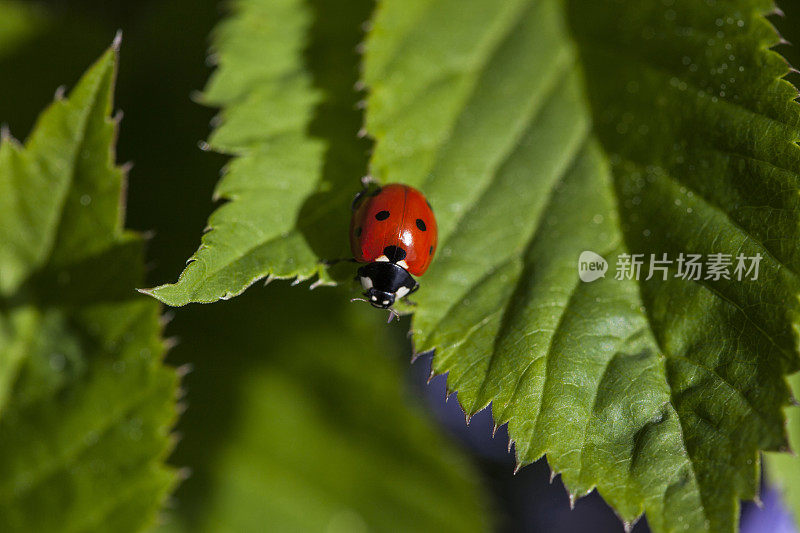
left=361, top=0, right=800, bottom=532
left=139, top=0, right=800, bottom=529
left=155, top=287, right=489, bottom=533
left=144, top=0, right=370, bottom=305
left=0, top=39, right=179, bottom=531
left=761, top=4, right=800, bottom=528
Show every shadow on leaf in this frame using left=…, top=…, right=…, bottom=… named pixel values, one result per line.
left=296, top=0, right=373, bottom=283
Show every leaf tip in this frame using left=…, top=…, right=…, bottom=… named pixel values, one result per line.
left=175, top=392, right=189, bottom=411
left=189, top=90, right=205, bottom=104
left=176, top=363, right=194, bottom=377
left=309, top=277, right=335, bottom=291
left=410, top=346, right=432, bottom=364
left=445, top=388, right=455, bottom=403
left=426, top=367, right=437, bottom=384
left=753, top=494, right=764, bottom=509
left=176, top=466, right=192, bottom=481
left=112, top=29, right=123, bottom=52
left=164, top=336, right=180, bottom=350
left=159, top=310, right=175, bottom=327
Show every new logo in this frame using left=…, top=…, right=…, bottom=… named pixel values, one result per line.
left=578, top=251, right=608, bottom=282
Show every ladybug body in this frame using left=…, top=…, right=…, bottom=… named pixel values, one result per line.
left=350, top=183, right=438, bottom=309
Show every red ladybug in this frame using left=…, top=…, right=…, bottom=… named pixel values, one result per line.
left=350, top=181, right=438, bottom=314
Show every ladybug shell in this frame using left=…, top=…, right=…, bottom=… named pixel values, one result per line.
left=350, top=183, right=438, bottom=277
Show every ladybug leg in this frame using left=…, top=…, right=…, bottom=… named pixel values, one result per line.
left=402, top=290, right=419, bottom=306
left=351, top=189, right=367, bottom=211
left=351, top=175, right=382, bottom=211
left=401, top=281, right=420, bottom=306
left=386, top=308, right=401, bottom=323
left=321, top=257, right=357, bottom=266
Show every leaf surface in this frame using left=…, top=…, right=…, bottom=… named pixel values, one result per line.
left=0, top=38, right=178, bottom=532
left=362, top=1, right=800, bottom=532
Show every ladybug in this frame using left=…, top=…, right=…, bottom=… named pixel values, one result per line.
left=349, top=180, right=438, bottom=318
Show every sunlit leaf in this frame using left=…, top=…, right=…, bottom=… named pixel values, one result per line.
left=361, top=1, right=800, bottom=532
left=144, top=0, right=369, bottom=305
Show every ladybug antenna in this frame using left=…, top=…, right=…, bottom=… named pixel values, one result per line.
left=387, top=308, right=400, bottom=323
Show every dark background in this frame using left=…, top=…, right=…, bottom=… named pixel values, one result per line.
left=2, top=1, right=799, bottom=531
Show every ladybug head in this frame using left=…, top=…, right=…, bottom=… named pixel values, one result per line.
left=354, top=262, right=417, bottom=310
left=363, top=287, right=396, bottom=309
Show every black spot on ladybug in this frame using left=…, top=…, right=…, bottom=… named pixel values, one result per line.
left=416, top=219, right=426, bottom=231
left=355, top=227, right=362, bottom=237
left=383, top=245, right=406, bottom=262
left=375, top=210, right=390, bottom=221
left=429, top=246, right=434, bottom=255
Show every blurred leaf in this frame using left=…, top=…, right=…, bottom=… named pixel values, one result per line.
left=361, top=0, right=800, bottom=532
left=158, top=287, right=489, bottom=533
left=0, top=1, right=45, bottom=58
left=0, top=41, right=178, bottom=531
left=765, top=373, right=800, bottom=526
left=145, top=0, right=369, bottom=305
